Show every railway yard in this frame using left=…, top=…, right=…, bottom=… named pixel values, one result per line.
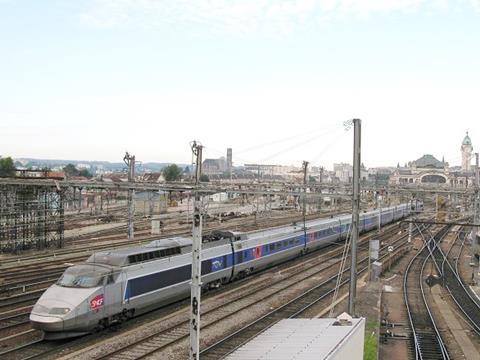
left=5, top=1, right=480, bottom=358
left=1, top=179, right=480, bottom=360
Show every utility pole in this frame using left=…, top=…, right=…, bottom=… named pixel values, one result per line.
left=319, top=167, right=324, bottom=213
left=190, top=141, right=203, bottom=360
left=123, top=152, right=135, bottom=240
left=302, top=161, right=309, bottom=241
left=349, top=119, right=361, bottom=316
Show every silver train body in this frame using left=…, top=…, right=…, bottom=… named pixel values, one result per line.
left=30, top=201, right=422, bottom=338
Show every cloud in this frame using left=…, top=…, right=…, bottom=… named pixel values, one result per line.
left=79, top=0, right=445, bottom=34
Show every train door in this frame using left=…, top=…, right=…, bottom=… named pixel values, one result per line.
left=104, top=271, right=123, bottom=317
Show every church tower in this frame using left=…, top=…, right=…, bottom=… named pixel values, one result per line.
left=461, top=131, right=473, bottom=172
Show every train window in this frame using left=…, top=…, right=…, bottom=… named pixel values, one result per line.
left=276, top=243, right=281, bottom=249
left=269, top=244, right=275, bottom=251
left=107, top=274, right=115, bottom=284
left=289, top=239, right=294, bottom=245
left=57, top=272, right=105, bottom=288
left=128, top=247, right=182, bottom=265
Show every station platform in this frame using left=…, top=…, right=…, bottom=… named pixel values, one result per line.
left=225, top=315, right=365, bottom=360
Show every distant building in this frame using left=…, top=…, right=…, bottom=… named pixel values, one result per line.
left=202, top=157, right=227, bottom=175
left=142, top=172, right=165, bottom=183
left=134, top=191, right=168, bottom=216
left=333, top=163, right=353, bottom=183
left=461, top=131, right=473, bottom=172
left=226, top=148, right=233, bottom=176
left=390, top=154, right=449, bottom=184
left=101, top=173, right=129, bottom=183
left=390, top=133, right=476, bottom=186
left=208, top=192, right=229, bottom=202
left=244, top=164, right=303, bottom=180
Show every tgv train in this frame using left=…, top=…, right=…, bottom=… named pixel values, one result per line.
left=30, top=201, right=422, bottom=339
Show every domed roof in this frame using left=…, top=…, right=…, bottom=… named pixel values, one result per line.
left=413, top=154, right=444, bottom=169
left=462, top=132, right=472, bottom=146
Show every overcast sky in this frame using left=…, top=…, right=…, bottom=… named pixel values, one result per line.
left=1, top=0, right=480, bottom=169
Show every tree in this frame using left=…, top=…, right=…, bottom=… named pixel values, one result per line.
left=162, top=164, right=182, bottom=182
left=63, top=163, right=79, bottom=177
left=79, top=169, right=93, bottom=178
left=0, top=157, right=16, bottom=177
left=63, top=163, right=92, bottom=178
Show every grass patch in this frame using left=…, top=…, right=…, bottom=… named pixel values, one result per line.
left=364, top=320, right=378, bottom=360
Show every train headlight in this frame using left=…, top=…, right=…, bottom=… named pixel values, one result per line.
left=49, top=307, right=71, bottom=315
left=32, top=304, right=50, bottom=313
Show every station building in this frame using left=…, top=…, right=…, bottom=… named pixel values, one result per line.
left=390, top=132, right=476, bottom=187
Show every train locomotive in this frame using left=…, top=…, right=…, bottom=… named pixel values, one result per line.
left=30, top=201, right=422, bottom=339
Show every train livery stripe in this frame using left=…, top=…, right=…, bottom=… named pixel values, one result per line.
left=125, top=258, right=216, bottom=299
left=124, top=223, right=346, bottom=300
left=124, top=209, right=408, bottom=301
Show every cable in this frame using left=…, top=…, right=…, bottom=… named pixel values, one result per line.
left=329, top=223, right=353, bottom=317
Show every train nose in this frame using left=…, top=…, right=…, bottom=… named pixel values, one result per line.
left=30, top=299, right=73, bottom=332
left=30, top=313, right=64, bottom=332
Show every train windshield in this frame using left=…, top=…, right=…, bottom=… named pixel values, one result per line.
left=57, top=273, right=104, bottom=288
left=56, top=265, right=108, bottom=288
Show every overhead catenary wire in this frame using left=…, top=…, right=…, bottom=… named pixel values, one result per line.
left=203, top=121, right=345, bottom=166
left=329, top=223, right=353, bottom=317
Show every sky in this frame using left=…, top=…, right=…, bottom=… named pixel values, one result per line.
left=1, top=0, right=480, bottom=170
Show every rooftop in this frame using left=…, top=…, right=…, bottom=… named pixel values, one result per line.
left=225, top=317, right=365, bottom=360
left=462, top=131, right=472, bottom=146
left=412, top=154, right=445, bottom=169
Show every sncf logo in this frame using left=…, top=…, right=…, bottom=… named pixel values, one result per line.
left=90, top=294, right=104, bottom=310
left=212, top=259, right=223, bottom=271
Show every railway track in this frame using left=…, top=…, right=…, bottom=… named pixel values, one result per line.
left=404, top=226, right=450, bottom=360
left=0, top=311, right=30, bottom=332
left=434, top=228, right=480, bottom=335
left=0, top=337, right=63, bottom=360
left=0, top=212, right=412, bottom=358
left=90, top=224, right=418, bottom=360
left=0, top=235, right=363, bottom=359
left=0, top=208, right=343, bottom=267
left=199, top=228, right=417, bottom=359
left=1, top=221, right=408, bottom=360
left=0, top=210, right=353, bottom=298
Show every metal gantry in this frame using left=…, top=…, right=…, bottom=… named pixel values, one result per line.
left=0, top=184, right=64, bottom=252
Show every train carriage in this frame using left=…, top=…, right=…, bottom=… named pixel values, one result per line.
left=30, top=201, right=422, bottom=338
